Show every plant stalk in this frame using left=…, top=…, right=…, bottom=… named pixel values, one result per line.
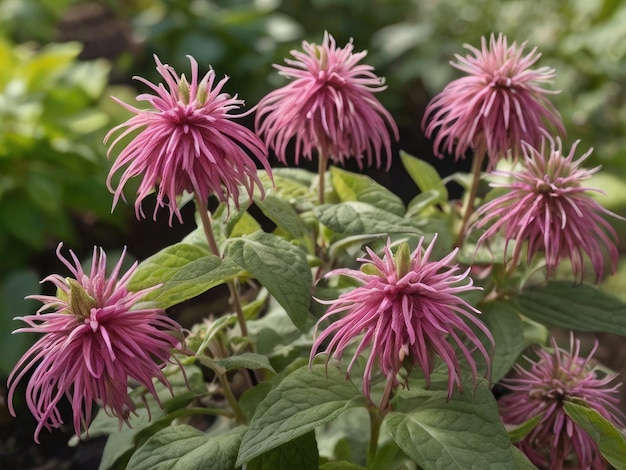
left=195, top=195, right=248, bottom=338
left=454, top=150, right=486, bottom=248
left=318, top=150, right=328, bottom=205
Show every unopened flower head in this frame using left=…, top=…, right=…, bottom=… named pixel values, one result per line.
left=255, top=31, right=399, bottom=169
left=310, top=236, right=493, bottom=401
left=473, top=133, right=620, bottom=283
left=7, top=244, right=186, bottom=443
left=499, top=334, right=624, bottom=469
left=422, top=33, right=565, bottom=170
left=106, top=55, right=272, bottom=224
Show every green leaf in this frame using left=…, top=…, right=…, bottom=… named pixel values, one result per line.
left=330, top=166, right=405, bottom=216
left=314, top=202, right=421, bottom=236
left=400, top=151, right=448, bottom=202
left=511, top=446, right=539, bottom=469
left=214, top=352, right=276, bottom=373
left=236, top=364, right=368, bottom=465
left=564, top=401, right=626, bottom=470
left=405, top=190, right=441, bottom=217
left=254, top=193, right=309, bottom=238
left=248, top=431, right=318, bottom=470
left=320, top=462, right=367, bottom=470
left=128, top=243, right=245, bottom=309
left=479, top=301, right=526, bottom=383
left=517, top=281, right=626, bottom=336
left=506, top=414, right=542, bottom=444
left=126, top=424, right=245, bottom=470
left=226, top=231, right=312, bottom=331
left=259, top=168, right=317, bottom=207
left=386, top=378, right=516, bottom=469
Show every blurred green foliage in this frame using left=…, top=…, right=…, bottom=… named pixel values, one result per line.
left=0, top=37, right=126, bottom=276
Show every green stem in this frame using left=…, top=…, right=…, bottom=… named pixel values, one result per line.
left=366, top=379, right=394, bottom=468
left=217, top=369, right=247, bottom=424
left=454, top=150, right=486, bottom=248
left=194, top=195, right=248, bottom=338
left=367, top=407, right=384, bottom=468
left=318, top=150, right=328, bottom=205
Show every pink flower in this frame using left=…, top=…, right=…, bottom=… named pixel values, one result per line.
left=499, top=334, right=624, bottom=469
left=473, top=134, right=620, bottom=283
left=311, top=236, right=493, bottom=401
left=422, top=33, right=565, bottom=170
left=7, top=244, right=186, bottom=443
left=255, top=31, right=399, bottom=169
left=105, top=55, right=272, bottom=224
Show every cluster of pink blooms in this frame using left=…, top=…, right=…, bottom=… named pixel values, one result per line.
left=499, top=335, right=624, bottom=469
left=6, top=29, right=624, bottom=469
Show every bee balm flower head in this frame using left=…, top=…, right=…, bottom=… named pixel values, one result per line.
left=311, top=236, right=493, bottom=401
left=473, top=133, right=620, bottom=283
left=422, top=33, right=565, bottom=170
left=7, top=244, right=186, bottom=443
left=105, top=55, right=272, bottom=224
left=256, top=31, right=399, bottom=169
left=499, top=334, right=624, bottom=469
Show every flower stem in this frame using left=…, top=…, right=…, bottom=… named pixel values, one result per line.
left=195, top=195, right=248, bottom=338
left=217, top=369, right=247, bottom=424
left=366, top=406, right=384, bottom=468
left=318, top=150, right=328, bottom=205
left=366, top=379, right=394, bottom=468
left=454, top=150, right=486, bottom=248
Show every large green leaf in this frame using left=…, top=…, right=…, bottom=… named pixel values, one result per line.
left=386, top=378, right=517, bottom=469
left=248, top=431, right=318, bottom=470
left=400, top=151, right=448, bottom=203
left=330, top=166, right=405, bottom=216
left=236, top=364, right=367, bottom=465
left=126, top=424, right=245, bottom=470
left=516, top=281, right=626, bottom=336
left=226, top=231, right=312, bottom=331
left=314, top=202, right=421, bottom=236
left=564, top=401, right=626, bottom=470
left=254, top=193, right=309, bottom=238
left=479, top=300, right=527, bottom=383
left=128, top=243, right=245, bottom=309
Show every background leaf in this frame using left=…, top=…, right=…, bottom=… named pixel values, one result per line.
left=129, top=243, right=245, bottom=309
left=564, top=401, right=626, bottom=470
left=314, top=202, right=421, bottom=236
left=516, top=281, right=626, bottom=336
left=330, top=166, right=405, bottom=216
left=236, top=364, right=367, bottom=465
left=227, top=231, right=313, bottom=331
left=248, top=431, right=318, bottom=470
left=400, top=151, right=448, bottom=203
left=126, top=424, right=245, bottom=470
left=478, top=300, right=527, bottom=383
left=386, top=378, right=517, bottom=469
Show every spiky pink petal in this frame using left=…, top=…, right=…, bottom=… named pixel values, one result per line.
left=422, top=33, right=565, bottom=170
left=105, top=55, right=272, bottom=224
left=7, top=243, right=186, bottom=443
left=256, top=31, right=398, bottom=169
